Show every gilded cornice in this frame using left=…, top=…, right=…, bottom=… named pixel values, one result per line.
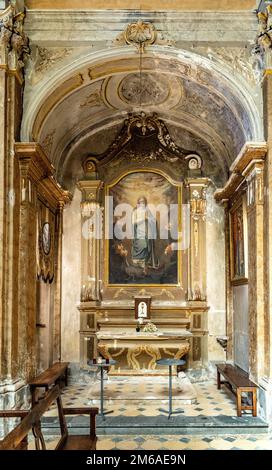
left=15, top=142, right=72, bottom=209
left=214, top=142, right=267, bottom=202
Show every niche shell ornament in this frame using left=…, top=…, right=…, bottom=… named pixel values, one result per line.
left=114, top=20, right=173, bottom=52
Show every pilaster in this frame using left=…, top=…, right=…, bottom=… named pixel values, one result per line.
left=77, top=180, right=104, bottom=303
left=185, top=178, right=209, bottom=302
left=263, top=66, right=272, bottom=384
left=244, top=161, right=265, bottom=382
left=15, top=143, right=71, bottom=380
left=0, top=3, right=28, bottom=382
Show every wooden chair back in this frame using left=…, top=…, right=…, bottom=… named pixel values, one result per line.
left=0, top=385, right=67, bottom=450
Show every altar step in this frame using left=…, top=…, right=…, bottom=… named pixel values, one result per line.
left=42, top=414, right=268, bottom=436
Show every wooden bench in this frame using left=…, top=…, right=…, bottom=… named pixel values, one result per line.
left=216, top=363, right=257, bottom=417
left=29, top=362, right=69, bottom=406
left=0, top=385, right=98, bottom=450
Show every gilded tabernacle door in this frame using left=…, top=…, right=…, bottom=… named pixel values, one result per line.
left=104, top=170, right=182, bottom=287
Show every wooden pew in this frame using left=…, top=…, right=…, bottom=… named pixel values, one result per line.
left=0, top=411, right=29, bottom=449
left=29, top=362, right=69, bottom=406
left=216, top=363, right=257, bottom=417
left=0, top=385, right=98, bottom=450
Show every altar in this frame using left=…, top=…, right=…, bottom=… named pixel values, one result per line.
left=76, top=132, right=210, bottom=375
left=96, top=328, right=192, bottom=375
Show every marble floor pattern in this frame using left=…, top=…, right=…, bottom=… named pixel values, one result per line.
left=28, top=433, right=272, bottom=451
left=40, top=377, right=272, bottom=450
left=46, top=377, right=237, bottom=418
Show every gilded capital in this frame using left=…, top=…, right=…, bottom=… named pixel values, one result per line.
left=77, top=180, right=104, bottom=204
left=243, top=161, right=264, bottom=208
left=186, top=178, right=209, bottom=218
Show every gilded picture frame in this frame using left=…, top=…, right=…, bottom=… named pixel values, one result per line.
left=104, top=169, right=182, bottom=287
left=229, top=195, right=248, bottom=285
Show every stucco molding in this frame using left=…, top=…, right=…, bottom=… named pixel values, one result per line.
left=214, top=142, right=267, bottom=202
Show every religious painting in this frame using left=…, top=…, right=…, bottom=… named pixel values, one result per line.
left=230, top=198, right=248, bottom=284
left=106, top=171, right=181, bottom=285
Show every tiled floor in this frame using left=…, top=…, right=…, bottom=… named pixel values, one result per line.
left=40, top=376, right=272, bottom=450
left=30, top=433, right=272, bottom=451
left=96, top=433, right=272, bottom=450
left=47, top=376, right=236, bottom=418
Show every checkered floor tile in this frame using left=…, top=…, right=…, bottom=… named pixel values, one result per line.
left=38, top=376, right=271, bottom=449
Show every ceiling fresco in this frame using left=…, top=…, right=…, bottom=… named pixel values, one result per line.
left=34, top=58, right=248, bottom=189
left=21, top=34, right=262, bottom=191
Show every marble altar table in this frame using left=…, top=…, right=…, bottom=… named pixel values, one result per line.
left=96, top=328, right=192, bottom=375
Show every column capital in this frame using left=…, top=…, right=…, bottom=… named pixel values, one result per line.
left=185, top=178, right=209, bottom=219
left=243, top=160, right=265, bottom=208
left=77, top=180, right=104, bottom=203
left=185, top=177, right=210, bottom=189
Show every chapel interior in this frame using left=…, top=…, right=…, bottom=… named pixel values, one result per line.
left=1, top=0, right=272, bottom=451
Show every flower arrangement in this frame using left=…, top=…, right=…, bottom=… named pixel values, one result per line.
left=142, top=322, right=158, bottom=333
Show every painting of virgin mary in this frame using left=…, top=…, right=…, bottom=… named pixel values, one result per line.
left=107, top=171, right=179, bottom=285
left=131, top=196, right=158, bottom=271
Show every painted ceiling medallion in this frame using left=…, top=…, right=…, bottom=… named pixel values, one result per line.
left=103, top=73, right=183, bottom=111
left=119, top=72, right=169, bottom=106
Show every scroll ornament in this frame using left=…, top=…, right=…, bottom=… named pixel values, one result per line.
left=256, top=6, right=272, bottom=51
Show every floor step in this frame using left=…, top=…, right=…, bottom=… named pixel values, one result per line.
left=42, top=414, right=269, bottom=436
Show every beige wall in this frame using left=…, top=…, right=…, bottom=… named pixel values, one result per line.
left=206, top=187, right=226, bottom=362
left=233, top=284, right=249, bottom=372
left=61, top=188, right=81, bottom=363
left=25, top=0, right=256, bottom=10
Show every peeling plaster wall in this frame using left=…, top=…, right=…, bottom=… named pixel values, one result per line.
left=206, top=186, right=226, bottom=362
left=61, top=188, right=81, bottom=363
